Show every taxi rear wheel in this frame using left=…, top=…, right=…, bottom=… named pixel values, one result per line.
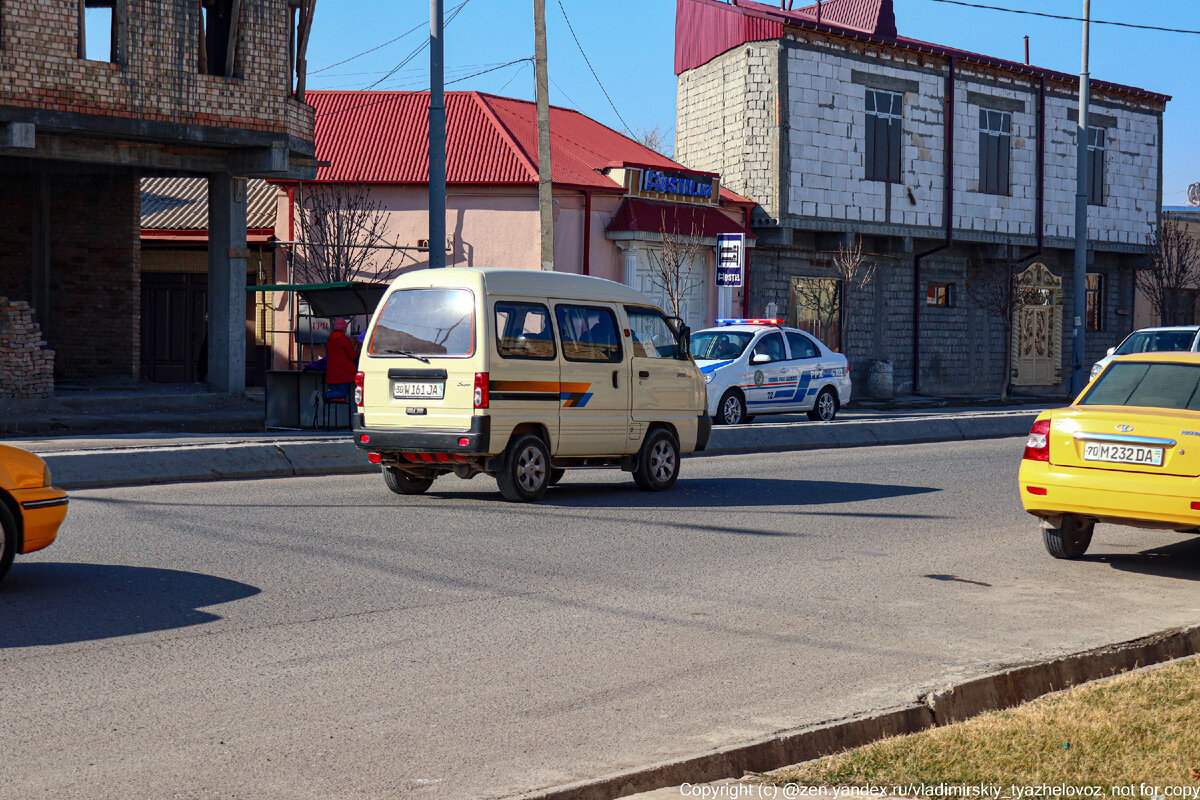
left=716, top=389, right=747, bottom=425
left=1042, top=515, right=1094, bottom=560
left=497, top=434, right=551, bottom=502
left=383, top=467, right=435, bottom=495
left=0, top=500, right=16, bottom=584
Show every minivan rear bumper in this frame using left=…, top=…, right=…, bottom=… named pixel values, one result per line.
left=352, top=414, right=491, bottom=454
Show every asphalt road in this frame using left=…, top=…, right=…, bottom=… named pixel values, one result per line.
left=4, top=438, right=1200, bottom=800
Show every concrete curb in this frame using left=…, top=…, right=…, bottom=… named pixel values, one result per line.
left=40, top=412, right=1041, bottom=490
left=514, top=625, right=1200, bottom=800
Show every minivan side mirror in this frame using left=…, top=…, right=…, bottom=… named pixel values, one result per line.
left=1106, top=347, right=1116, bottom=356
left=676, top=324, right=691, bottom=359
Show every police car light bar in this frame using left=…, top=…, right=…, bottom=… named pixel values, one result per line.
left=716, top=318, right=785, bottom=326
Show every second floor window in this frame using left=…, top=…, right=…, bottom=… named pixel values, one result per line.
left=979, top=109, right=1011, bottom=196
left=79, top=0, right=125, bottom=64
left=1086, top=273, right=1104, bottom=331
left=200, top=0, right=241, bottom=77
left=1088, top=126, right=1106, bottom=206
left=865, top=89, right=902, bottom=183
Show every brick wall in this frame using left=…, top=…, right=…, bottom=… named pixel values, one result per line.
left=0, top=0, right=314, bottom=143
left=48, top=171, right=141, bottom=379
left=0, top=299, right=54, bottom=399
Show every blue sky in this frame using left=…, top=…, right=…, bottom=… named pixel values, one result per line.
left=302, top=0, right=1197, bottom=204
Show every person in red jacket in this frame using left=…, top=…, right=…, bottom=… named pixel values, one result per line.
left=324, top=318, right=360, bottom=401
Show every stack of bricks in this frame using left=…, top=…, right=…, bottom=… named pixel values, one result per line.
left=0, top=298, right=54, bottom=399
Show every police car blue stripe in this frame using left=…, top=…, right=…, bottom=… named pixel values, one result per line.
left=699, top=359, right=734, bottom=374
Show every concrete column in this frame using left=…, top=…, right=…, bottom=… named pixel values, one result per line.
left=30, top=169, right=50, bottom=339
left=207, top=174, right=248, bottom=395
left=616, top=241, right=641, bottom=289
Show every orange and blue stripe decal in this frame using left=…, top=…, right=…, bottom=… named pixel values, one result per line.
left=490, top=380, right=594, bottom=408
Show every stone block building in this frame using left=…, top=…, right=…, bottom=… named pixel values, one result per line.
left=0, top=0, right=316, bottom=394
left=674, top=0, right=1168, bottom=396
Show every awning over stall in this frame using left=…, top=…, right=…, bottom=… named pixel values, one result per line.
left=248, top=281, right=389, bottom=318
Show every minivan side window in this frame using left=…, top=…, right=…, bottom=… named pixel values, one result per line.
left=625, top=306, right=682, bottom=359
left=495, top=302, right=556, bottom=360
left=785, top=331, right=819, bottom=360
left=555, top=304, right=622, bottom=363
left=750, top=332, right=785, bottom=363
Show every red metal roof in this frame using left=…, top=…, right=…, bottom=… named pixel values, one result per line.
left=675, top=0, right=1170, bottom=102
left=606, top=198, right=756, bottom=239
left=306, top=91, right=712, bottom=192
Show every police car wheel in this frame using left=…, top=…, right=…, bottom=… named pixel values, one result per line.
left=717, top=389, right=746, bottom=425
left=633, top=429, right=680, bottom=491
left=808, top=388, right=839, bottom=422
left=383, top=467, right=436, bottom=495
left=497, top=434, right=551, bottom=502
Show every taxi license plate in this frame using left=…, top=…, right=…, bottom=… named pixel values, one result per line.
left=1082, top=442, right=1163, bottom=467
left=392, top=381, right=444, bottom=400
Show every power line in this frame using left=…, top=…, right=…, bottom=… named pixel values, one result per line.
left=497, top=60, right=530, bottom=94
left=549, top=75, right=584, bottom=112
left=307, top=18, right=427, bottom=76
left=555, top=0, right=633, bottom=134
left=924, top=0, right=1200, bottom=35
left=362, top=0, right=473, bottom=91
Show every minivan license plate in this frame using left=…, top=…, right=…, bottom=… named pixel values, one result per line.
left=1082, top=442, right=1163, bottom=467
left=392, top=381, right=444, bottom=400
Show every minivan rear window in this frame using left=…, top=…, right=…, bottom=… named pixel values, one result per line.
left=368, top=288, right=475, bottom=357
left=1081, top=362, right=1200, bottom=411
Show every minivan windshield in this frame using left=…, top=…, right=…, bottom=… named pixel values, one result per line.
left=1114, top=329, right=1197, bottom=355
left=689, top=331, right=753, bottom=360
left=368, top=288, right=475, bottom=357
left=1080, top=361, right=1200, bottom=411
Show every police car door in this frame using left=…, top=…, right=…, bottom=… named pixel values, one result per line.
left=745, top=331, right=791, bottom=412
left=785, top=330, right=824, bottom=411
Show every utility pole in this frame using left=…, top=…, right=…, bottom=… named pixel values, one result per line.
left=533, top=0, right=554, bottom=271
left=1071, top=0, right=1090, bottom=394
left=429, top=0, right=446, bottom=268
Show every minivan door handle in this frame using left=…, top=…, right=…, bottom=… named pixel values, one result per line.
left=638, top=370, right=650, bottom=379
left=612, top=370, right=620, bottom=388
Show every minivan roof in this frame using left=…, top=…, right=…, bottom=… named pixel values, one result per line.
left=388, top=267, right=654, bottom=305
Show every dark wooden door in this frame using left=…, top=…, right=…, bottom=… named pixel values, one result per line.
left=141, top=273, right=207, bottom=383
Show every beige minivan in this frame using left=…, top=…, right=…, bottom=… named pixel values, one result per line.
left=352, top=268, right=710, bottom=502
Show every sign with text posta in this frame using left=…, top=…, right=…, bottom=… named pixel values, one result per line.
left=716, top=233, right=745, bottom=288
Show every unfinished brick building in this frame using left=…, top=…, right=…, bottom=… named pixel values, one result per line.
left=0, top=0, right=316, bottom=394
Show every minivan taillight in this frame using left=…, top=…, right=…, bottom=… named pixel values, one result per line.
left=1023, top=418, right=1050, bottom=461
left=354, top=371, right=365, bottom=408
left=474, top=372, right=489, bottom=409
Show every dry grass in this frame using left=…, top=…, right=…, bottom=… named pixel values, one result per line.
left=769, top=657, right=1200, bottom=796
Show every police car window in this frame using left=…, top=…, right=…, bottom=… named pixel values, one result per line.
left=751, top=332, right=785, bottom=363
left=555, top=304, right=622, bottom=363
left=624, top=306, right=680, bottom=359
left=690, top=332, right=751, bottom=360
left=786, top=331, right=819, bottom=359
left=495, top=302, right=555, bottom=360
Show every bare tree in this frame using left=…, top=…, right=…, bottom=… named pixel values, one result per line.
left=1139, top=217, right=1200, bottom=326
left=966, top=254, right=1028, bottom=400
left=633, top=124, right=674, bottom=157
left=791, top=237, right=876, bottom=350
left=646, top=209, right=704, bottom=321
left=293, top=184, right=401, bottom=284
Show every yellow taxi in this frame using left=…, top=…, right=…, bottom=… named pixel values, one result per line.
left=1020, top=351, right=1200, bottom=559
left=0, top=444, right=69, bottom=582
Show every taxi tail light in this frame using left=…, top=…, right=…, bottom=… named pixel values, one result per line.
left=1023, top=419, right=1050, bottom=462
left=474, top=372, right=489, bottom=409
left=354, top=371, right=365, bottom=408
left=1192, top=502, right=1200, bottom=511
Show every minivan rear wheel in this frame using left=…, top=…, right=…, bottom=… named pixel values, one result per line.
left=383, top=467, right=435, bottom=495
left=497, top=434, right=551, bottom=502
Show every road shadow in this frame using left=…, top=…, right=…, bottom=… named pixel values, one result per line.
left=456, top=476, right=941, bottom=510
left=0, top=563, right=260, bottom=648
left=1092, top=536, right=1200, bottom=581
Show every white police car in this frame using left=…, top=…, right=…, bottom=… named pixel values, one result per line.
left=689, top=319, right=851, bottom=425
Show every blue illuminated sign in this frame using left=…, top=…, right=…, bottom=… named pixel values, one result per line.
left=640, top=169, right=714, bottom=200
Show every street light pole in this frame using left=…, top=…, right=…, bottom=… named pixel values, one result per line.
left=533, top=0, right=554, bottom=271
left=1071, top=0, right=1091, bottom=393
left=429, top=0, right=446, bottom=268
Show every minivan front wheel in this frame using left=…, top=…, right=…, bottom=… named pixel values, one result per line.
left=497, top=434, right=551, bottom=502
left=633, top=429, right=681, bottom=491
